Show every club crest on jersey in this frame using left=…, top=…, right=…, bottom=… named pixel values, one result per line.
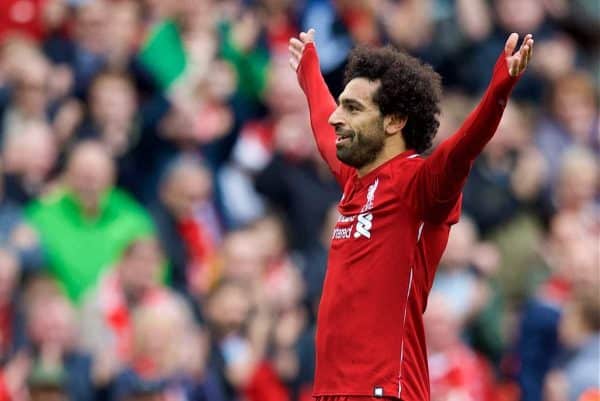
left=354, top=178, right=379, bottom=239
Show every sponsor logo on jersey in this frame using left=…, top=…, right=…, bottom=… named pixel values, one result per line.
left=354, top=212, right=373, bottom=238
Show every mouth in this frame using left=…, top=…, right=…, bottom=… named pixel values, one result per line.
left=335, top=131, right=354, bottom=146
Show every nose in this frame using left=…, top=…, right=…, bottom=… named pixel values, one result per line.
left=328, top=106, right=344, bottom=128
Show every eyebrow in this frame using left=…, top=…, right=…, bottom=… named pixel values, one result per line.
left=338, top=97, right=365, bottom=109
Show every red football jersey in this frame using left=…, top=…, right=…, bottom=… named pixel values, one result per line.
left=297, top=43, right=518, bottom=400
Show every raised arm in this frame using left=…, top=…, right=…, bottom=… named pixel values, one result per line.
left=289, top=29, right=353, bottom=187
left=409, top=33, right=534, bottom=223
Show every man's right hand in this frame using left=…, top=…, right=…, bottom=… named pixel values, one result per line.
left=288, top=28, right=316, bottom=71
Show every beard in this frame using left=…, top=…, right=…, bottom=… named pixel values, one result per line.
left=335, top=126, right=385, bottom=169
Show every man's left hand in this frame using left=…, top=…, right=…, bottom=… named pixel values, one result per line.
left=505, top=33, right=534, bottom=77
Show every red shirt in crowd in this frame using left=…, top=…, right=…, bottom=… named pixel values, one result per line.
left=0, top=0, right=46, bottom=41
left=297, top=42, right=518, bottom=400
left=0, top=373, right=9, bottom=401
left=429, top=344, right=496, bottom=401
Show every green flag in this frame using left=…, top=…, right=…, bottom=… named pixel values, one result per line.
left=139, top=20, right=187, bottom=90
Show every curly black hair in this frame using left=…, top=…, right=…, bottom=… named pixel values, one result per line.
left=344, top=45, right=442, bottom=154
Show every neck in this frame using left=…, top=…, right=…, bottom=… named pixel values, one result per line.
left=82, top=204, right=100, bottom=218
left=357, top=141, right=408, bottom=177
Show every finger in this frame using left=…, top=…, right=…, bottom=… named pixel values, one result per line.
left=509, top=58, right=518, bottom=76
left=517, top=34, right=532, bottom=55
left=519, top=44, right=530, bottom=71
left=300, top=28, right=316, bottom=44
left=527, top=38, right=534, bottom=63
left=289, top=57, right=299, bottom=71
left=521, top=38, right=533, bottom=67
left=288, top=44, right=302, bottom=60
left=289, top=37, right=304, bottom=52
left=505, top=32, right=519, bottom=56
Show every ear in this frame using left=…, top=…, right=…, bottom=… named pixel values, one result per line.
left=383, top=115, right=407, bottom=136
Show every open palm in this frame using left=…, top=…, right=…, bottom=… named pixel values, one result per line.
left=505, top=33, right=534, bottom=77
left=289, top=28, right=315, bottom=71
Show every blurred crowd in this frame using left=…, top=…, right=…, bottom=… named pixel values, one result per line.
left=0, top=0, right=598, bottom=400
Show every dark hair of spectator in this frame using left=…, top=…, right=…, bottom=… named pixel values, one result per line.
left=344, top=45, right=442, bottom=154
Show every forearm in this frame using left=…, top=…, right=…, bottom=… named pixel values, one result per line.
left=297, top=43, right=349, bottom=183
left=426, top=52, right=519, bottom=198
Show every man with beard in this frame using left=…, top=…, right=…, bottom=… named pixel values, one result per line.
left=288, top=29, right=533, bottom=401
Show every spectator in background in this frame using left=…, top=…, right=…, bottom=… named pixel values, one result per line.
left=296, top=203, right=339, bottom=316
left=219, top=56, right=307, bottom=227
left=0, top=1, right=596, bottom=401
left=529, top=32, right=577, bottom=83
left=218, top=3, right=271, bottom=106
left=462, top=101, right=551, bottom=307
left=103, top=0, right=144, bottom=72
left=24, top=276, right=94, bottom=401
left=0, top=161, right=44, bottom=274
left=433, top=216, right=494, bottom=326
left=552, top=147, right=599, bottom=236
left=0, top=250, right=27, bottom=366
left=250, top=214, right=303, bottom=310
left=0, top=34, right=73, bottom=142
left=219, top=227, right=266, bottom=285
left=535, top=73, right=600, bottom=186
left=77, top=72, right=138, bottom=154
left=2, top=121, right=58, bottom=204
left=73, top=67, right=175, bottom=202
left=26, top=141, right=154, bottom=303
left=300, top=0, right=360, bottom=96
left=0, top=154, right=45, bottom=400
left=79, top=236, right=169, bottom=390
left=43, top=0, right=109, bottom=99
left=218, top=215, right=303, bottom=319
left=432, top=215, right=510, bottom=365
left=76, top=71, right=148, bottom=198
left=204, top=279, right=290, bottom=401
left=516, top=213, right=598, bottom=401
left=117, top=293, right=220, bottom=401
left=463, top=103, right=549, bottom=235
left=461, top=0, right=552, bottom=100
left=544, top=292, right=600, bottom=401
left=152, top=155, right=222, bottom=298
left=256, top=0, right=298, bottom=54
left=217, top=216, right=309, bottom=399
left=0, top=43, right=51, bottom=139
left=425, top=292, right=496, bottom=401
left=381, top=0, right=434, bottom=54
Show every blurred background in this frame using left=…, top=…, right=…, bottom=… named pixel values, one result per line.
left=0, top=0, right=598, bottom=400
